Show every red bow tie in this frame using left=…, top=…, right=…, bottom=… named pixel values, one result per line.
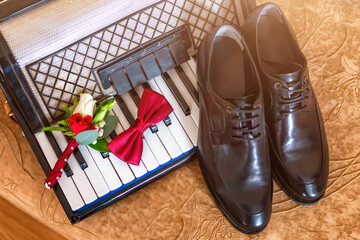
left=108, top=89, right=173, bottom=166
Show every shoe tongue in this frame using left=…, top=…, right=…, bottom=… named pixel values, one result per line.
left=276, top=63, right=303, bottom=83
left=226, top=94, right=255, bottom=107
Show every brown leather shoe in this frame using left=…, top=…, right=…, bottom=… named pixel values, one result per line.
left=242, top=3, right=329, bottom=205
left=197, top=25, right=272, bottom=234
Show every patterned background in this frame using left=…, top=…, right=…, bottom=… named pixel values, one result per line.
left=1, top=0, right=360, bottom=239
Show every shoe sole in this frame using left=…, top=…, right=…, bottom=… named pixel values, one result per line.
left=266, top=126, right=325, bottom=205
left=197, top=159, right=270, bottom=234
left=271, top=170, right=324, bottom=206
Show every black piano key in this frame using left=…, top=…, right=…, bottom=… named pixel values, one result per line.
left=129, top=89, right=158, bottom=133
left=45, top=131, right=73, bottom=177
left=176, top=66, right=199, bottom=106
left=142, top=82, right=171, bottom=127
left=100, top=152, right=109, bottom=158
left=65, top=136, right=88, bottom=170
left=155, top=47, right=176, bottom=73
left=109, top=68, right=132, bottom=95
left=162, top=72, right=191, bottom=116
left=129, top=89, right=141, bottom=106
left=140, top=54, right=162, bottom=80
left=125, top=62, right=147, bottom=88
left=142, top=82, right=152, bottom=90
left=110, top=131, right=118, bottom=139
left=163, top=116, right=172, bottom=126
left=169, top=40, right=190, bottom=65
left=115, top=95, right=135, bottom=124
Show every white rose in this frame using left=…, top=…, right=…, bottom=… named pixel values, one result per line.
left=73, top=93, right=96, bottom=117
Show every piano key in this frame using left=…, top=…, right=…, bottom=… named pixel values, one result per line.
left=180, top=61, right=197, bottom=90
left=150, top=77, right=198, bottom=146
left=162, top=72, right=190, bottom=116
left=167, top=68, right=199, bottom=126
left=111, top=107, right=160, bottom=170
left=45, top=131, right=73, bottom=177
left=169, top=39, right=190, bottom=65
left=109, top=68, right=132, bottom=95
left=85, top=146, right=122, bottom=191
left=115, top=95, right=135, bottom=126
left=103, top=142, right=136, bottom=184
left=129, top=89, right=158, bottom=133
left=35, top=132, right=84, bottom=211
left=109, top=131, right=117, bottom=139
left=175, top=66, right=199, bottom=105
left=134, top=85, right=183, bottom=159
left=124, top=61, right=147, bottom=87
left=100, top=152, right=110, bottom=158
left=163, top=116, right=171, bottom=126
left=154, top=47, right=176, bottom=73
left=143, top=82, right=171, bottom=126
left=77, top=145, right=110, bottom=197
left=52, top=131, right=98, bottom=203
left=188, top=57, right=197, bottom=75
left=140, top=54, right=162, bottom=80
left=105, top=136, right=148, bottom=178
left=65, top=136, right=88, bottom=170
left=120, top=92, right=171, bottom=164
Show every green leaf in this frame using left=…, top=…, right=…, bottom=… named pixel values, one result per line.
left=93, top=97, right=115, bottom=117
left=64, top=132, right=76, bottom=136
left=71, top=97, right=78, bottom=112
left=89, top=139, right=111, bottom=152
left=99, top=115, right=119, bottom=139
left=93, top=108, right=107, bottom=123
left=62, top=104, right=71, bottom=117
left=76, top=130, right=99, bottom=145
left=57, top=120, right=69, bottom=127
left=40, top=126, right=69, bottom=132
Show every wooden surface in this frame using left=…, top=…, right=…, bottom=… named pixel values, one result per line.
left=0, top=195, right=67, bottom=240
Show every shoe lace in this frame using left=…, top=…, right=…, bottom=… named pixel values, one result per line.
left=226, top=103, right=261, bottom=140
left=275, top=77, right=310, bottom=114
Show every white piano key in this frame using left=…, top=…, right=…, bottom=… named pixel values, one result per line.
left=120, top=92, right=171, bottom=164
left=105, top=134, right=148, bottom=178
left=85, top=146, right=122, bottom=191
left=111, top=108, right=160, bottom=171
left=147, top=79, right=194, bottom=152
left=103, top=140, right=136, bottom=184
left=167, top=68, right=200, bottom=126
left=134, top=85, right=183, bottom=159
left=52, top=131, right=98, bottom=204
left=35, top=132, right=84, bottom=211
left=180, top=61, right=198, bottom=90
left=77, top=145, right=110, bottom=197
left=187, top=57, right=197, bottom=76
left=107, top=152, right=136, bottom=184
left=152, top=76, right=198, bottom=145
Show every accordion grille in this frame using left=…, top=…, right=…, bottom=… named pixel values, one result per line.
left=0, top=0, right=245, bottom=121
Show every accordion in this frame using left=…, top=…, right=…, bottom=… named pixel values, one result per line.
left=0, top=0, right=255, bottom=223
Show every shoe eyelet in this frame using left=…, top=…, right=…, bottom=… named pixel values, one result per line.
left=304, top=77, right=309, bottom=84
left=274, top=82, right=283, bottom=89
left=226, top=106, right=233, bottom=114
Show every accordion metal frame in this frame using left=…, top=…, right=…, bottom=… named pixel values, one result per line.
left=0, top=0, right=255, bottom=223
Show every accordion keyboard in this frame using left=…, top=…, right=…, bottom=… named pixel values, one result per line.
left=35, top=57, right=199, bottom=211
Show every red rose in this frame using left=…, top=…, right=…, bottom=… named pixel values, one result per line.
left=68, top=113, right=96, bottom=134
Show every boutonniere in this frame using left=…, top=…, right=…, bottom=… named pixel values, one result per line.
left=41, top=93, right=118, bottom=189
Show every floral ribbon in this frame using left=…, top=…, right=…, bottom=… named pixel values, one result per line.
left=108, top=89, right=173, bottom=166
left=44, top=138, right=79, bottom=189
